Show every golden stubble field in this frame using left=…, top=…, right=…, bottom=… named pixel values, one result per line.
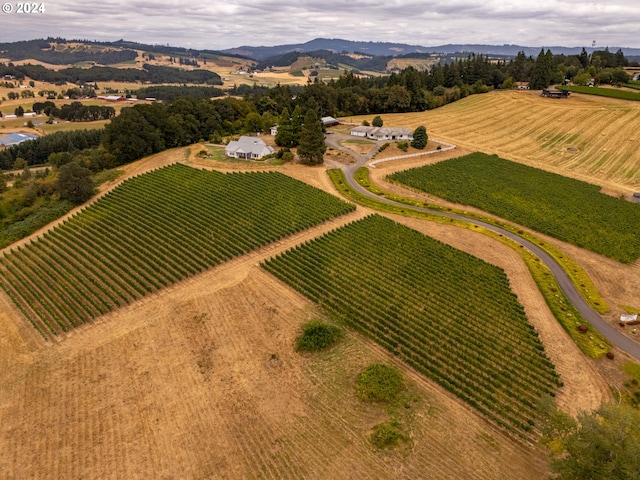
left=369, top=90, right=640, bottom=192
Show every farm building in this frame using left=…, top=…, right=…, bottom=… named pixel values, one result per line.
left=225, top=136, right=274, bottom=160
left=321, top=116, right=340, bottom=127
left=350, top=126, right=414, bottom=141
left=541, top=89, right=570, bottom=99
left=0, top=132, right=38, bottom=148
left=270, top=125, right=278, bottom=136
left=97, top=95, right=127, bottom=102
left=516, top=82, right=530, bottom=90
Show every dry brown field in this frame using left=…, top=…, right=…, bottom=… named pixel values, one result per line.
left=0, top=144, right=620, bottom=479
left=386, top=57, right=439, bottom=72
left=365, top=90, right=640, bottom=192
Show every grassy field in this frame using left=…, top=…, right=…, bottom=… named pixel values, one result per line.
left=0, top=164, right=355, bottom=337
left=362, top=90, right=640, bottom=190
left=263, top=214, right=562, bottom=437
left=388, top=153, right=640, bottom=264
left=558, top=85, right=640, bottom=101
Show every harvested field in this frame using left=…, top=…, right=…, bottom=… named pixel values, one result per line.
left=364, top=90, right=640, bottom=191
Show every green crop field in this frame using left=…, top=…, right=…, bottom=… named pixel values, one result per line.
left=0, top=164, right=355, bottom=338
left=388, top=153, right=640, bottom=263
left=262, top=215, right=561, bottom=436
left=558, top=85, right=640, bottom=101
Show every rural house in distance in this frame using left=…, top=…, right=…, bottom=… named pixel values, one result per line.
left=225, top=136, right=275, bottom=160
left=350, top=126, right=414, bottom=141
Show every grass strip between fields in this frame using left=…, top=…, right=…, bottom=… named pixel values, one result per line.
left=328, top=168, right=609, bottom=359
left=558, top=85, right=640, bottom=101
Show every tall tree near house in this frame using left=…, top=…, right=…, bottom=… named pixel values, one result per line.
left=298, top=109, right=326, bottom=166
left=275, top=107, right=296, bottom=147
left=411, top=126, right=428, bottom=149
left=290, top=104, right=304, bottom=145
left=372, top=115, right=383, bottom=127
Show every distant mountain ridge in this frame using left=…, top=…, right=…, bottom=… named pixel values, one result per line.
left=222, top=37, right=640, bottom=60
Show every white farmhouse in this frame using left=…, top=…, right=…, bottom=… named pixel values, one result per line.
left=349, top=126, right=414, bottom=141
left=225, top=136, right=275, bottom=160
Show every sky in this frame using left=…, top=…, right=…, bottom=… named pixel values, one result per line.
left=1, top=0, right=639, bottom=51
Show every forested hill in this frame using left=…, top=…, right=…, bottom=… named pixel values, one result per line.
left=222, top=37, right=640, bottom=61
left=0, top=39, right=138, bottom=65
left=0, top=38, right=254, bottom=65
left=255, top=50, right=390, bottom=72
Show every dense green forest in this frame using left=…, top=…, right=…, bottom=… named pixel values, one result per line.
left=0, top=63, right=222, bottom=85
left=0, top=130, right=104, bottom=169
left=133, top=85, right=226, bottom=101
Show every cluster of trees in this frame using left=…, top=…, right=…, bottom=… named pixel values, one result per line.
left=102, top=97, right=254, bottom=164
left=539, top=400, right=640, bottom=480
left=0, top=129, right=103, bottom=169
left=32, top=101, right=115, bottom=122
left=6, top=90, right=35, bottom=100
left=255, top=49, right=389, bottom=73
left=133, top=85, right=226, bottom=102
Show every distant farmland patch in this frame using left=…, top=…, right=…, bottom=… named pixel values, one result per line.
left=263, top=214, right=561, bottom=436
left=0, top=164, right=355, bottom=337
left=558, top=85, right=640, bottom=101
left=388, top=152, right=640, bottom=263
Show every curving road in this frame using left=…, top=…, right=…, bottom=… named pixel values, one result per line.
left=325, top=133, right=640, bottom=361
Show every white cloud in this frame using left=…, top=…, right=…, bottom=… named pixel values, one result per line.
left=0, top=0, right=638, bottom=50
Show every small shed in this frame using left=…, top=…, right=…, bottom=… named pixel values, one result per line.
left=321, top=116, right=340, bottom=127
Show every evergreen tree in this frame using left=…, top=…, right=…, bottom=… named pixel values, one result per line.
left=275, top=108, right=296, bottom=147
left=290, top=104, right=304, bottom=145
left=530, top=49, right=553, bottom=90
left=297, top=109, right=326, bottom=166
left=372, top=115, right=383, bottom=127
left=411, top=126, right=428, bottom=149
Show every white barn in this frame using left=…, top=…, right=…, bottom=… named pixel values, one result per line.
left=225, top=136, right=275, bottom=160
left=349, top=126, right=414, bottom=141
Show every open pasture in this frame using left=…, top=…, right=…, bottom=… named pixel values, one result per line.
left=0, top=163, right=355, bottom=337
left=263, top=214, right=561, bottom=436
left=388, top=153, right=640, bottom=264
left=369, top=90, right=640, bottom=190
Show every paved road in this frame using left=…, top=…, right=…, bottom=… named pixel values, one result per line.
left=325, top=133, right=640, bottom=361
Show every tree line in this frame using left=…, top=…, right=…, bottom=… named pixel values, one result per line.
left=32, top=101, right=116, bottom=122
left=0, top=63, right=222, bottom=86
